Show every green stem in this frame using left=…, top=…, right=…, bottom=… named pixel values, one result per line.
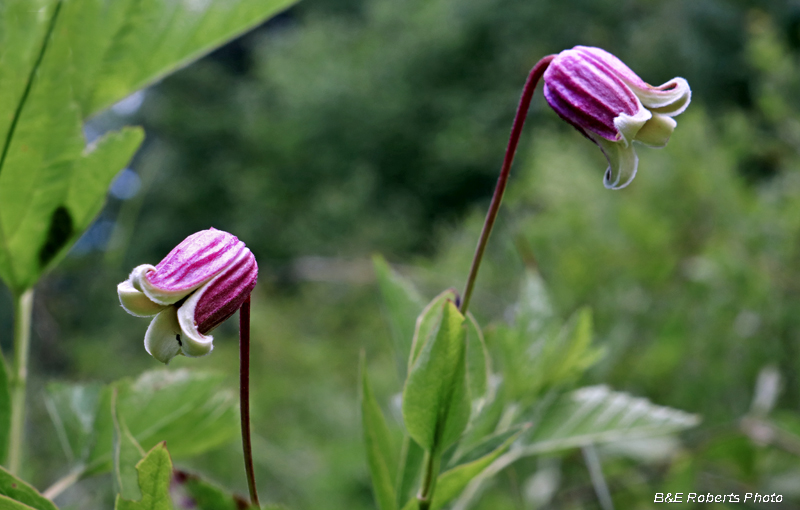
left=459, top=55, right=554, bottom=315
left=239, top=295, right=260, bottom=507
left=9, top=288, right=33, bottom=475
left=417, top=450, right=441, bottom=510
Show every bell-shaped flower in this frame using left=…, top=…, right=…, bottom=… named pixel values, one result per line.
left=118, top=228, right=258, bottom=363
left=542, top=45, right=691, bottom=189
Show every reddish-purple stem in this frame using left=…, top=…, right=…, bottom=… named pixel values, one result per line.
left=239, top=295, right=260, bottom=507
left=459, top=55, right=555, bottom=315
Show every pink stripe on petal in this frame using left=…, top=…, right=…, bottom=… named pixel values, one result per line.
left=145, top=229, right=243, bottom=293
left=193, top=247, right=258, bottom=334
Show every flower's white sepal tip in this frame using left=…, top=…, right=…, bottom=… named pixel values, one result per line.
left=145, top=308, right=183, bottom=364
left=177, top=293, right=214, bottom=358
left=593, top=134, right=639, bottom=190
left=118, top=280, right=166, bottom=317
left=635, top=113, right=677, bottom=148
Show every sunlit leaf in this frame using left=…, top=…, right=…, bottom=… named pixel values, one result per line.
left=0, top=466, right=58, bottom=510
left=114, top=442, right=173, bottom=510
left=403, top=301, right=470, bottom=452
left=360, top=353, right=398, bottom=510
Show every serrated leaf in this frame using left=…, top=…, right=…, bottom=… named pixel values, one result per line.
left=0, top=466, right=58, bottom=510
left=394, top=436, right=423, bottom=510
left=403, top=301, right=470, bottom=453
left=408, top=289, right=458, bottom=373
left=520, top=385, right=700, bottom=455
left=113, top=389, right=147, bottom=501
left=360, top=353, right=398, bottom=510
left=44, top=382, right=103, bottom=465
left=114, top=442, right=173, bottom=510
left=373, top=254, right=424, bottom=377
left=88, top=370, right=239, bottom=473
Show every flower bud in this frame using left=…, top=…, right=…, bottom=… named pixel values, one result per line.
left=543, top=46, right=691, bottom=189
left=118, top=228, right=258, bottom=363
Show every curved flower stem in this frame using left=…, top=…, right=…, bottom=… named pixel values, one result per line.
left=459, top=55, right=554, bottom=315
left=9, top=288, right=33, bottom=475
left=239, top=295, right=260, bottom=507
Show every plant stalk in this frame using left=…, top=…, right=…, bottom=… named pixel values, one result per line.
left=459, top=55, right=554, bottom=315
left=9, top=288, right=33, bottom=474
left=417, top=450, right=441, bottom=510
left=239, top=295, right=260, bottom=507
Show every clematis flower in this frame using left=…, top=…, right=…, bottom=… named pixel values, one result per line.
left=118, top=228, right=258, bottom=364
left=542, top=45, right=691, bottom=189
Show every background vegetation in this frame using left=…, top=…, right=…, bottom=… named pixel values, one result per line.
left=2, top=0, right=800, bottom=508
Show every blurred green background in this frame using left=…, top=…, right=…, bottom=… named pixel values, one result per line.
left=3, top=0, right=800, bottom=507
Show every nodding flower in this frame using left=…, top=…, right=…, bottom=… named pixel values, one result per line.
left=542, top=46, right=691, bottom=189
left=118, top=228, right=258, bottom=364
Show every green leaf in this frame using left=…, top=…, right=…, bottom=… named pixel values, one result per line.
left=113, top=389, right=147, bottom=501
left=81, top=0, right=299, bottom=115
left=0, top=1, right=144, bottom=292
left=373, top=254, right=424, bottom=377
left=172, top=470, right=257, bottom=510
left=429, top=428, right=524, bottom=510
left=464, top=313, right=489, bottom=408
left=44, top=370, right=238, bottom=478
left=514, top=269, right=554, bottom=335
left=114, top=442, right=173, bottom=510
left=402, top=301, right=470, bottom=453
left=407, top=289, right=458, bottom=373
left=520, top=385, right=701, bottom=455
left=360, top=353, right=398, bottom=510
left=44, top=382, right=104, bottom=465
left=0, top=357, right=11, bottom=464
left=394, top=436, right=423, bottom=510
left=0, top=0, right=295, bottom=293
left=0, top=466, right=58, bottom=510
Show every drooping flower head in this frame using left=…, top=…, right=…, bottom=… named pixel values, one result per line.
left=542, top=46, right=691, bottom=189
left=118, top=228, right=258, bottom=363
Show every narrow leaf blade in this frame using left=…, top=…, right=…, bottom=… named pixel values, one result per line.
left=360, top=354, right=398, bottom=510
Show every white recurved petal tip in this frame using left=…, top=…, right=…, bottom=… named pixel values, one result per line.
left=635, top=113, right=677, bottom=148
left=144, top=307, right=183, bottom=364
left=129, top=263, right=202, bottom=306
left=176, top=283, right=215, bottom=358
left=629, top=77, right=691, bottom=116
left=118, top=280, right=166, bottom=317
left=613, top=106, right=651, bottom=147
left=591, top=134, right=639, bottom=190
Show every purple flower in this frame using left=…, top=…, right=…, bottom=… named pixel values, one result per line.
left=543, top=46, right=691, bottom=189
left=118, top=228, right=258, bottom=363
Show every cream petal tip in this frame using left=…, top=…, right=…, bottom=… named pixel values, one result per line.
left=177, top=300, right=214, bottom=358
left=144, top=308, right=183, bottom=364
left=635, top=114, right=677, bottom=148
left=118, top=280, right=165, bottom=317
left=592, top=134, right=639, bottom=190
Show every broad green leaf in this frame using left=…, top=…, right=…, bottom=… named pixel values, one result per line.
left=82, top=0, right=298, bottom=115
left=520, top=385, right=700, bottom=455
left=0, top=1, right=144, bottom=293
left=360, top=353, right=398, bottom=510
left=394, top=436, right=423, bottom=510
left=0, top=357, right=10, bottom=464
left=0, top=466, right=58, bottom=510
left=44, top=382, right=104, bottom=464
left=76, top=369, right=238, bottom=475
left=402, top=301, right=470, bottom=452
left=172, top=470, right=258, bottom=510
left=373, top=254, right=424, bottom=377
left=408, top=289, right=458, bottom=373
left=113, top=389, right=147, bottom=501
left=114, top=442, right=173, bottom=510
left=0, top=0, right=295, bottom=293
